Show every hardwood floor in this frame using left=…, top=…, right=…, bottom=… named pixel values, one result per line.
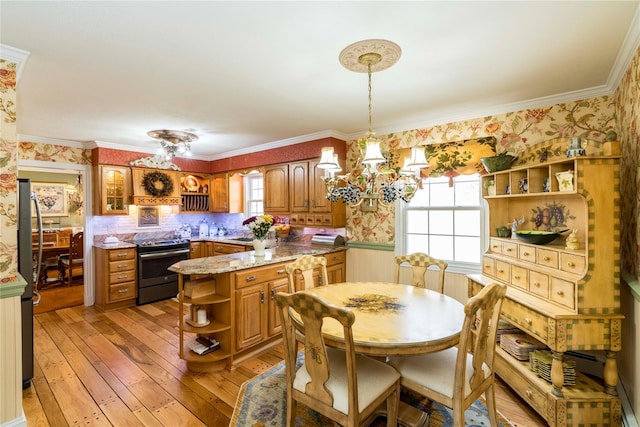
left=23, top=300, right=547, bottom=426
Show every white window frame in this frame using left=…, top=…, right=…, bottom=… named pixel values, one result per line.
left=244, top=173, right=264, bottom=218
left=395, top=174, right=488, bottom=275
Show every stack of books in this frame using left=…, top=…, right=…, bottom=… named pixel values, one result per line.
left=189, top=336, right=220, bottom=356
left=500, top=333, right=547, bottom=361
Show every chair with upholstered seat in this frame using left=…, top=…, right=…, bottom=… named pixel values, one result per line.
left=275, top=291, right=400, bottom=427
left=387, top=282, right=507, bottom=427
left=394, top=252, right=449, bottom=293
left=58, top=231, right=84, bottom=286
left=285, top=254, right=329, bottom=292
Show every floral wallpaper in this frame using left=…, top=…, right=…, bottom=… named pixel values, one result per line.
left=0, top=59, right=19, bottom=284
left=615, top=47, right=640, bottom=278
left=18, top=141, right=91, bottom=164
left=345, top=95, right=617, bottom=245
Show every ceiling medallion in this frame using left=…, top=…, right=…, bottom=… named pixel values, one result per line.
left=338, top=39, right=401, bottom=73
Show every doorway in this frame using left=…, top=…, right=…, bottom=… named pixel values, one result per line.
left=17, top=161, right=92, bottom=313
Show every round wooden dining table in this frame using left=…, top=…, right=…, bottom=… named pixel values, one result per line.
left=297, top=281, right=466, bottom=357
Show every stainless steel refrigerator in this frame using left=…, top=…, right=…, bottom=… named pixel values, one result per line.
left=18, top=178, right=42, bottom=389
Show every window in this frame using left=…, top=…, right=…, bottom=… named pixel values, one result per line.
left=244, top=174, right=264, bottom=217
left=396, top=174, right=486, bottom=274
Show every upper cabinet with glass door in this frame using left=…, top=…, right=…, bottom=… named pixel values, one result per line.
left=94, top=165, right=131, bottom=215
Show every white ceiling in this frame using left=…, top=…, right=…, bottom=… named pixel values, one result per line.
left=2, top=1, right=640, bottom=160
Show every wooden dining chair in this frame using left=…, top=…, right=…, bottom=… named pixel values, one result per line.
left=275, top=291, right=400, bottom=427
left=58, top=231, right=84, bottom=286
left=285, top=254, right=329, bottom=292
left=394, top=252, right=449, bottom=293
left=387, top=282, right=507, bottom=427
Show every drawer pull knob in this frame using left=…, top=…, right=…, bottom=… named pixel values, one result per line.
left=567, top=262, right=575, bottom=267
left=117, top=264, right=127, bottom=268
left=523, top=252, right=530, bottom=256
left=543, top=256, right=550, bottom=261
left=514, top=275, right=521, bottom=280
left=277, top=269, right=286, bottom=275
left=492, top=245, right=498, bottom=249
left=246, top=275, right=257, bottom=282
left=533, top=282, right=540, bottom=287
left=557, top=290, right=565, bottom=296
left=526, top=389, right=533, bottom=398
left=117, top=288, right=128, bottom=293
left=525, top=318, right=532, bottom=324
left=117, top=275, right=128, bottom=279
left=117, top=253, right=128, bottom=257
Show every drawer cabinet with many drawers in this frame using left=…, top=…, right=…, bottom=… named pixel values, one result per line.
left=94, top=246, right=137, bottom=311
left=469, top=145, right=623, bottom=426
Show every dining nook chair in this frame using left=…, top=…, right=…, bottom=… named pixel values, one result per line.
left=275, top=291, right=400, bottom=427
left=285, top=254, right=329, bottom=292
left=394, top=252, right=449, bottom=293
left=58, top=231, right=84, bottom=286
left=387, top=282, right=507, bottom=427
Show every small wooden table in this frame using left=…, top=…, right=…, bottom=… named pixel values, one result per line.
left=298, top=281, right=465, bottom=356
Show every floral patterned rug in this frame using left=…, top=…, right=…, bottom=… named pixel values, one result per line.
left=229, top=352, right=513, bottom=427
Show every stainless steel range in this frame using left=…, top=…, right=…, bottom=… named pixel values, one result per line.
left=136, top=239, right=189, bottom=305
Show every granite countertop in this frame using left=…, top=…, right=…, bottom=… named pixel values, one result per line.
left=93, top=241, right=137, bottom=249
left=168, top=244, right=346, bottom=275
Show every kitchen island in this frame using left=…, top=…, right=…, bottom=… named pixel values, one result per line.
left=169, top=244, right=346, bottom=371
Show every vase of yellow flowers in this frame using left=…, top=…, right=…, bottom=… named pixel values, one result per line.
left=242, top=214, right=274, bottom=256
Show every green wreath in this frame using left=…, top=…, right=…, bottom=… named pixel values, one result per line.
left=142, top=171, right=174, bottom=197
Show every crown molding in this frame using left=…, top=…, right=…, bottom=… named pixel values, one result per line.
left=607, top=2, right=640, bottom=92
left=0, top=44, right=30, bottom=83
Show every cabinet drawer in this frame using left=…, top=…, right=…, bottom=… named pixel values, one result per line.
left=214, top=243, right=246, bottom=254
left=482, top=257, right=495, bottom=277
left=560, top=253, right=586, bottom=275
left=537, top=248, right=558, bottom=269
left=501, top=298, right=548, bottom=341
left=495, top=352, right=548, bottom=419
left=529, top=271, right=549, bottom=298
left=108, top=259, right=136, bottom=273
left=109, top=269, right=137, bottom=284
left=502, top=241, right=518, bottom=259
left=107, top=248, right=136, bottom=261
left=235, top=263, right=287, bottom=288
left=324, top=251, right=345, bottom=266
left=488, top=238, right=502, bottom=254
left=495, top=260, right=510, bottom=282
left=518, top=245, right=536, bottom=264
left=510, top=265, right=528, bottom=289
left=550, top=277, right=575, bottom=309
left=109, top=282, right=136, bottom=302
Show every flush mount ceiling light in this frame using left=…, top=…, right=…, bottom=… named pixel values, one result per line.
left=318, top=39, right=428, bottom=211
left=148, top=129, right=198, bottom=160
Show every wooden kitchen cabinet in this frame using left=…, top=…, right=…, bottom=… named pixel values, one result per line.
left=263, top=164, right=289, bottom=213
left=94, top=246, right=137, bottom=311
left=234, top=262, right=288, bottom=351
left=469, top=152, right=623, bottom=426
left=265, top=158, right=345, bottom=227
left=211, top=172, right=229, bottom=212
left=130, top=167, right=181, bottom=205
left=180, top=172, right=211, bottom=212
left=93, top=165, right=131, bottom=215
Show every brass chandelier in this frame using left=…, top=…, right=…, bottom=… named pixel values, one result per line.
left=318, top=39, right=428, bottom=211
left=148, top=129, right=198, bottom=160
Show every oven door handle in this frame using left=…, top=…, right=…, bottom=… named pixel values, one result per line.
left=138, top=248, right=190, bottom=259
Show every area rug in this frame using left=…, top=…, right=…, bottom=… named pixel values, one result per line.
left=230, top=352, right=513, bottom=427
